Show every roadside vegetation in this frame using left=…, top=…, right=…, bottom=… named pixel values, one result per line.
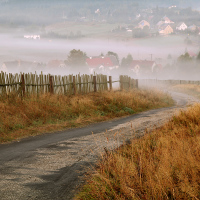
left=0, top=89, right=173, bottom=143
left=171, top=84, right=200, bottom=99
left=76, top=103, right=200, bottom=200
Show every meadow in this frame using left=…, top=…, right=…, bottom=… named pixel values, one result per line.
left=171, top=84, right=200, bottom=99
left=0, top=89, right=173, bottom=143
left=45, top=21, right=118, bottom=38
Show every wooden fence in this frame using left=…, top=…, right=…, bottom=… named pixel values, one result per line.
left=119, top=75, right=138, bottom=90
left=0, top=72, right=138, bottom=96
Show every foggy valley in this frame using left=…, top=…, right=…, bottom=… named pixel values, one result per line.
left=1, top=1, right=200, bottom=200
left=0, top=0, right=200, bottom=80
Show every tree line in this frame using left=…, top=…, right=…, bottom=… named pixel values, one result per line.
left=66, top=49, right=134, bottom=67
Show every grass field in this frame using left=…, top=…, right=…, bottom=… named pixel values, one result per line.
left=76, top=102, right=200, bottom=200
left=171, top=84, right=200, bottom=99
left=0, top=89, right=173, bottom=143
left=45, top=21, right=119, bottom=38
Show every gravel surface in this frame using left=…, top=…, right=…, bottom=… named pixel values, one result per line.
left=0, top=91, right=199, bottom=200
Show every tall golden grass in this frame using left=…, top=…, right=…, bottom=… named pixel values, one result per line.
left=76, top=103, right=200, bottom=200
left=171, top=84, right=200, bottom=99
left=0, top=89, right=173, bottom=143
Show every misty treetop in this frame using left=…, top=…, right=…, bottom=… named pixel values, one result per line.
left=106, top=51, right=119, bottom=63
left=121, top=54, right=133, bottom=68
left=66, top=49, right=120, bottom=68
left=67, top=49, right=87, bottom=67
left=178, top=52, right=193, bottom=63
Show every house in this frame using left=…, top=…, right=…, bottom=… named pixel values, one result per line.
left=188, top=24, right=197, bottom=32
left=137, top=20, right=150, bottom=29
left=169, top=5, right=177, bottom=9
left=136, top=14, right=141, bottom=19
left=1, top=60, right=40, bottom=73
left=129, top=60, right=156, bottom=77
left=47, top=60, right=66, bottom=69
left=126, top=29, right=133, bottom=32
left=46, top=60, right=67, bottom=74
left=162, top=16, right=174, bottom=24
left=154, top=64, right=163, bottom=74
left=159, top=24, right=173, bottom=35
left=24, top=35, right=40, bottom=40
left=176, top=22, right=187, bottom=31
left=156, top=16, right=174, bottom=30
left=156, top=21, right=165, bottom=28
left=86, top=55, right=119, bottom=74
left=187, top=51, right=197, bottom=58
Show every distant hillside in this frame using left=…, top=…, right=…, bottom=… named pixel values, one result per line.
left=0, top=0, right=199, bottom=26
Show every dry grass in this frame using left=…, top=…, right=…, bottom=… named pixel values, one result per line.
left=76, top=104, right=200, bottom=200
left=171, top=84, right=200, bottom=99
left=0, top=89, right=173, bottom=143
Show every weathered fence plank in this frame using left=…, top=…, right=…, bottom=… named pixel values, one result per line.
left=93, top=76, right=97, bottom=92
left=21, top=74, right=25, bottom=96
left=0, top=71, right=140, bottom=96
left=49, top=76, right=54, bottom=94
left=109, top=76, right=112, bottom=91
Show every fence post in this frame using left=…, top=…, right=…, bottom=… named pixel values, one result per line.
left=21, top=74, right=25, bottom=97
left=93, top=76, right=97, bottom=92
left=109, top=76, right=112, bottom=91
left=78, top=74, right=81, bottom=94
left=133, top=79, right=135, bottom=89
left=73, top=76, right=76, bottom=95
left=135, top=79, right=138, bottom=88
left=128, top=77, right=131, bottom=90
left=49, top=75, right=54, bottom=94
left=120, top=75, right=123, bottom=91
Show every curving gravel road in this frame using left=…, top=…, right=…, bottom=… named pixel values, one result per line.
left=0, top=91, right=199, bottom=200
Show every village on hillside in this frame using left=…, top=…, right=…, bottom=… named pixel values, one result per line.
left=1, top=4, right=200, bottom=80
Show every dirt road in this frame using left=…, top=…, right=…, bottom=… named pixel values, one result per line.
left=0, top=91, right=199, bottom=200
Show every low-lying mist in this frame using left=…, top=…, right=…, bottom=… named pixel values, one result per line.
left=0, top=33, right=199, bottom=81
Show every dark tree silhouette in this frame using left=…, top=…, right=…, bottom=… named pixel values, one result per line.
left=67, top=49, right=87, bottom=67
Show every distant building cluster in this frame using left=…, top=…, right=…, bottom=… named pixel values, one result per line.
left=0, top=55, right=162, bottom=79
left=24, top=35, right=40, bottom=40
left=137, top=20, right=150, bottom=29
left=124, top=13, right=200, bottom=37
left=86, top=55, right=119, bottom=74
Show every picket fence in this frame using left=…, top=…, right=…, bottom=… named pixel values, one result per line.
left=0, top=72, right=138, bottom=96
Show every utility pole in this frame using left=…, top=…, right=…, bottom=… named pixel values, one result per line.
left=150, top=54, right=153, bottom=61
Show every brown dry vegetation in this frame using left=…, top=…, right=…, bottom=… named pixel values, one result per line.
left=0, top=89, right=173, bottom=143
left=76, top=103, right=200, bottom=200
left=171, top=84, right=200, bottom=99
